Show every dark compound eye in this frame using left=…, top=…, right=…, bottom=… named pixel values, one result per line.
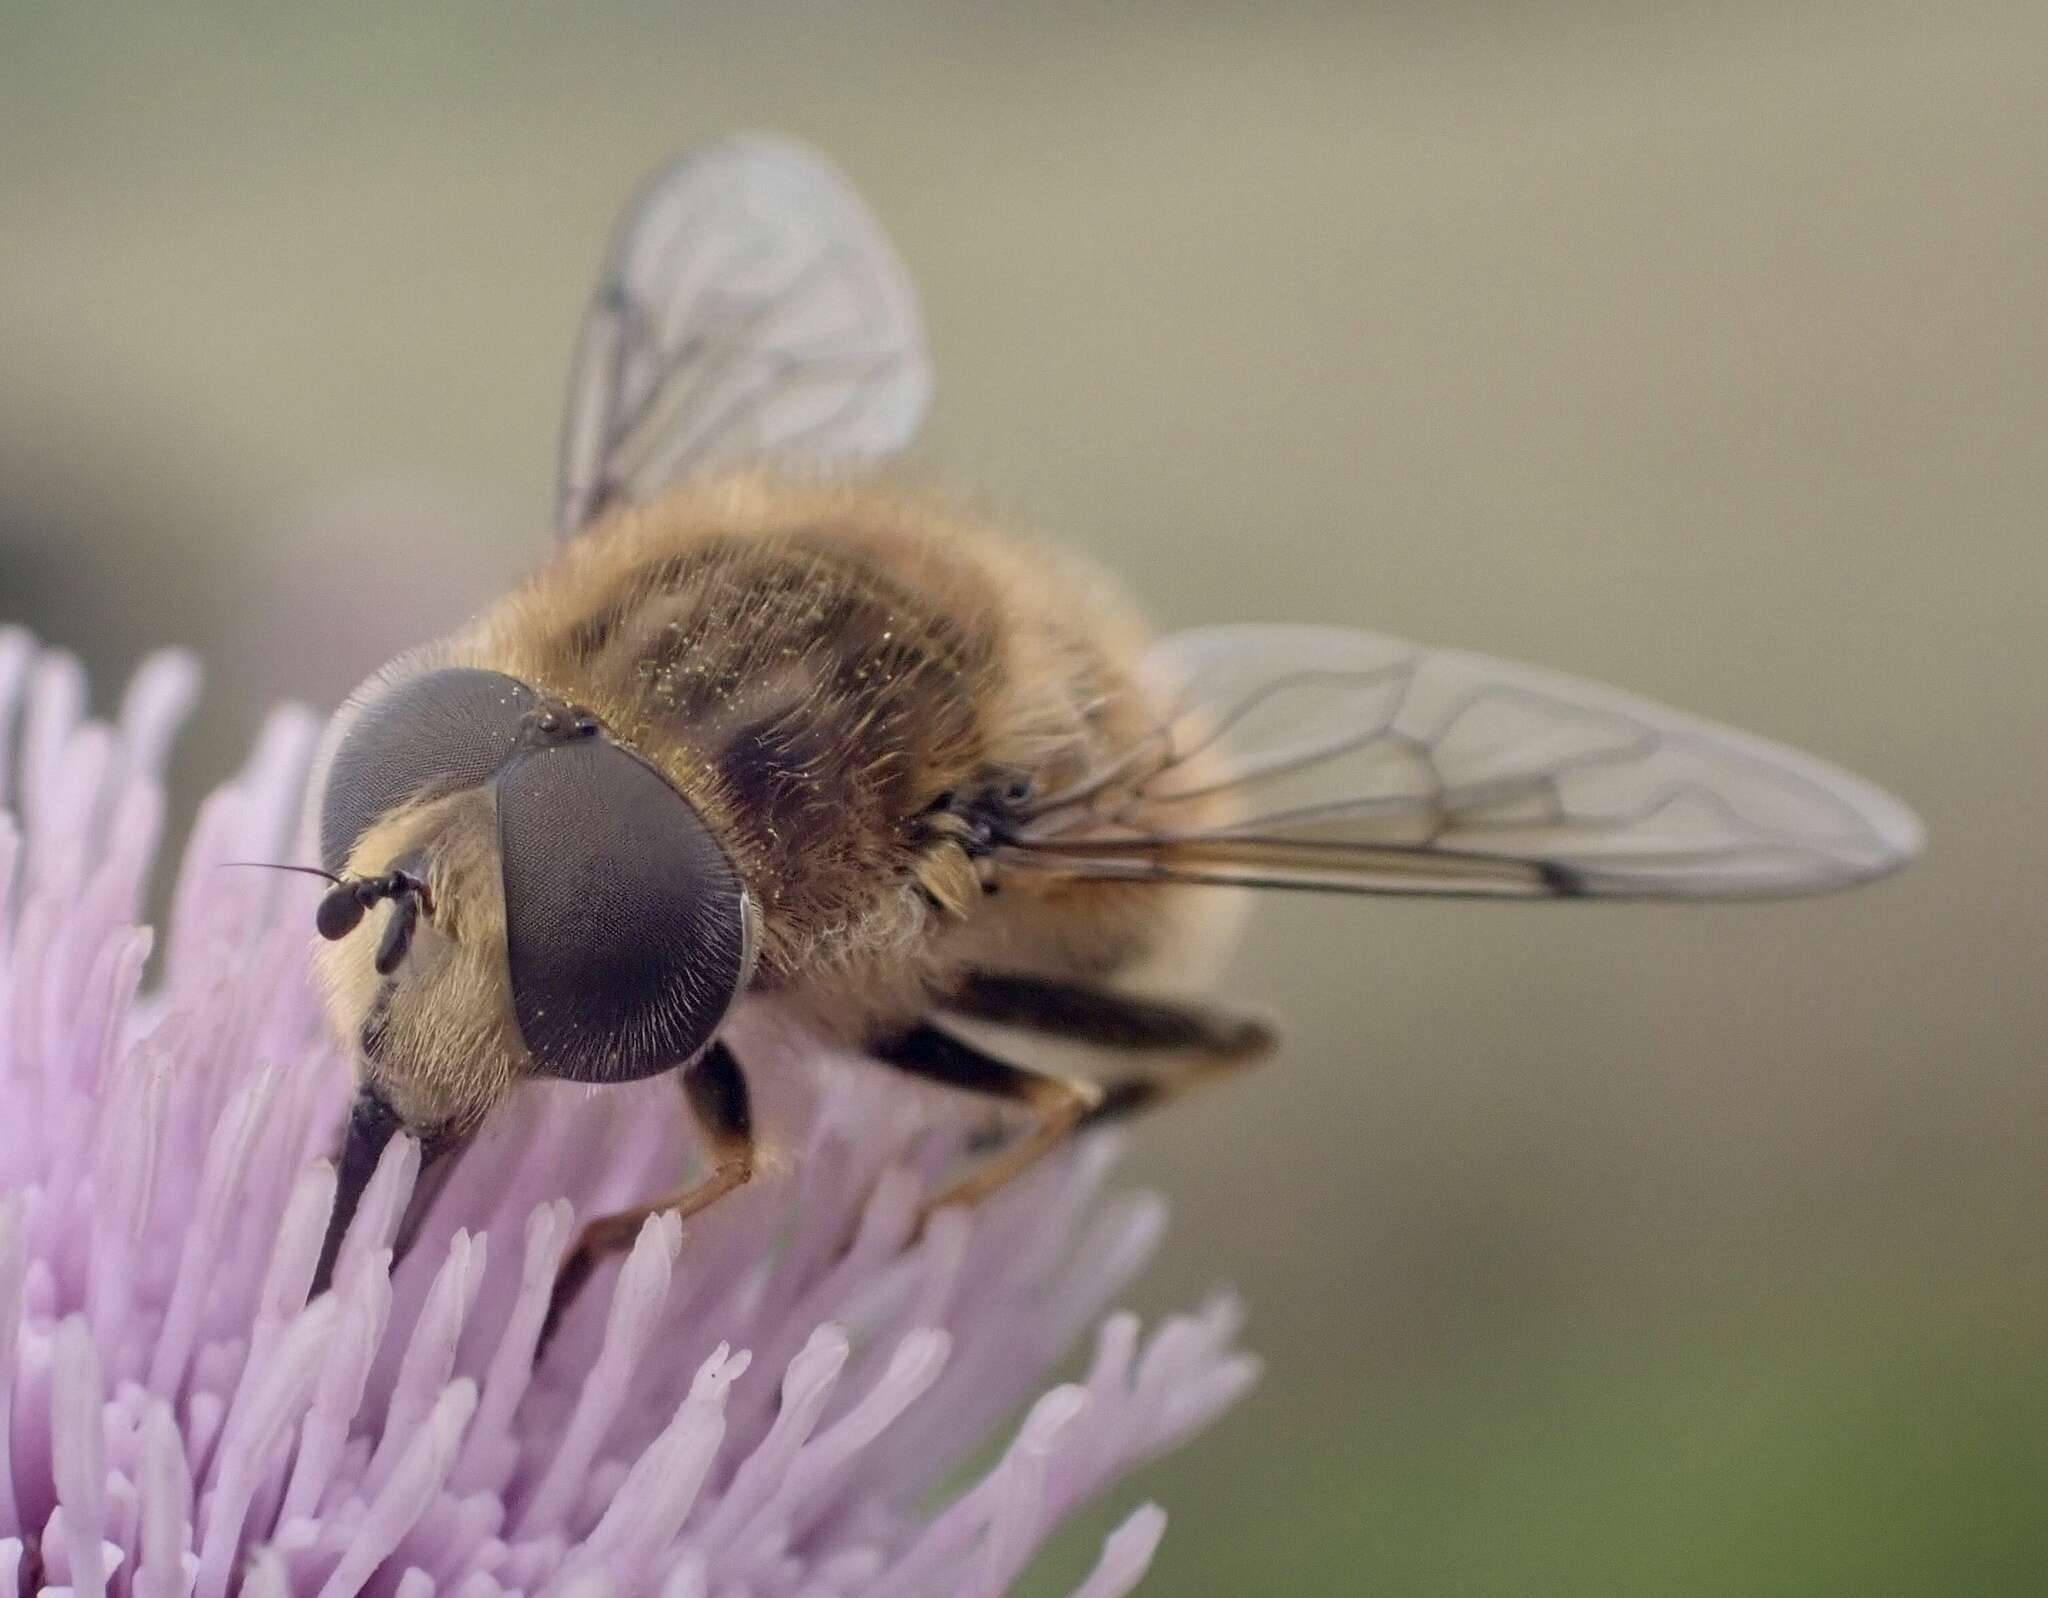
left=320, top=668, right=537, bottom=873
left=496, top=738, right=751, bottom=1084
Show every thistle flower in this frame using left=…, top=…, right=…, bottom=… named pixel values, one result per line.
left=0, top=631, right=1256, bottom=1598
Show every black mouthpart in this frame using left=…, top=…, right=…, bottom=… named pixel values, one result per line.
left=311, top=1086, right=476, bottom=1302
left=310, top=1084, right=404, bottom=1299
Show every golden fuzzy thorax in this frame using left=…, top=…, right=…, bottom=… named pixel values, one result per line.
left=314, top=469, right=1223, bottom=1132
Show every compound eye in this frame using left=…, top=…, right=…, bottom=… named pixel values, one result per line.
left=496, top=738, right=751, bottom=1084
left=320, top=668, right=537, bottom=873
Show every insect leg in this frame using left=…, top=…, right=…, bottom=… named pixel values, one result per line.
left=542, top=1039, right=754, bottom=1348
left=941, top=971, right=1275, bottom=1129
left=871, top=1021, right=1102, bottom=1217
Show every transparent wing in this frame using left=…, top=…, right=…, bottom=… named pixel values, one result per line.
left=554, top=133, right=932, bottom=536
left=1006, top=624, right=1922, bottom=899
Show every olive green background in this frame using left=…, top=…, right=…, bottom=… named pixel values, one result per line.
left=2, top=6, right=2041, bottom=1594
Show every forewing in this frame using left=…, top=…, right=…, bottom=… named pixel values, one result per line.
left=555, top=133, right=931, bottom=535
left=1008, top=624, right=1922, bottom=899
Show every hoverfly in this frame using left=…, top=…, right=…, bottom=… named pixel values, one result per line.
left=301, top=136, right=1920, bottom=1324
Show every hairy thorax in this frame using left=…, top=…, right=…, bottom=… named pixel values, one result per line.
left=437, top=470, right=1209, bottom=1037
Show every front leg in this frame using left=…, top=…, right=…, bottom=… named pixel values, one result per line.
left=542, top=1039, right=754, bottom=1347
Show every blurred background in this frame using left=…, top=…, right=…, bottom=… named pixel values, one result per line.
left=2, top=4, right=2041, bottom=1593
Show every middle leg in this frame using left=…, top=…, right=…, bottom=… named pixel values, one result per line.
left=941, top=971, right=1276, bottom=1128
left=870, top=1021, right=1103, bottom=1216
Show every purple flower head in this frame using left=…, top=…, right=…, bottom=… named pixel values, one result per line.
left=0, top=631, right=1257, bottom=1598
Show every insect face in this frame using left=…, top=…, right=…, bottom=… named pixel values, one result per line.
left=307, top=664, right=759, bottom=1289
